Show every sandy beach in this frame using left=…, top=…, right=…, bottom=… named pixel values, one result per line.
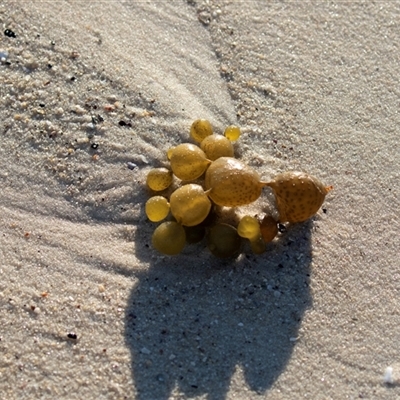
left=1, top=1, right=399, bottom=399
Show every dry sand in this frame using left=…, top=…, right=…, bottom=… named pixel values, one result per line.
left=0, top=1, right=399, bottom=399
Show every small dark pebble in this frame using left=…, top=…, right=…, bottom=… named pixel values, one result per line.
left=91, top=143, right=99, bottom=149
left=322, top=208, right=327, bottom=214
left=48, top=64, right=53, bottom=69
left=70, top=76, right=76, bottom=82
left=91, top=114, right=104, bottom=124
left=4, top=29, right=16, bottom=38
left=39, top=103, right=45, bottom=108
left=278, top=223, right=287, bottom=233
left=67, top=333, right=77, bottom=340
left=119, top=120, right=132, bottom=127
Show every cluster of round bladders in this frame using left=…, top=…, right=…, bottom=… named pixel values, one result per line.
left=200, top=134, right=234, bottom=161
left=169, top=143, right=211, bottom=181
left=152, top=221, right=186, bottom=255
left=260, top=215, right=279, bottom=243
left=169, top=184, right=211, bottom=226
left=145, top=196, right=170, bottom=222
left=145, top=119, right=332, bottom=257
left=146, top=167, right=173, bottom=191
left=207, top=223, right=241, bottom=258
left=237, top=215, right=266, bottom=254
left=264, top=171, right=333, bottom=223
left=205, top=157, right=265, bottom=207
left=190, top=119, right=213, bottom=143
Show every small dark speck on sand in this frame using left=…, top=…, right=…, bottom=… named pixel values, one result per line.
left=4, top=29, right=16, bottom=38
left=278, top=223, right=287, bottom=233
left=119, top=120, right=132, bottom=127
left=67, top=333, right=78, bottom=340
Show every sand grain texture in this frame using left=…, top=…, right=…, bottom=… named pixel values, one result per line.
left=0, top=1, right=399, bottom=399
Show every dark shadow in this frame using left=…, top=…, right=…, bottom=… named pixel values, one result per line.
left=125, top=220, right=313, bottom=399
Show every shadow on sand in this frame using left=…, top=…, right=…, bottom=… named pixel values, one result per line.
left=125, top=220, right=313, bottom=399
